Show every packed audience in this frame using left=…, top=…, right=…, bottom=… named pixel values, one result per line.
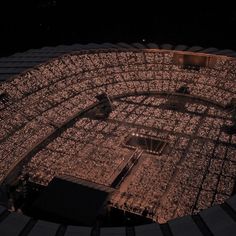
left=22, top=118, right=134, bottom=186
left=108, top=98, right=236, bottom=222
left=1, top=49, right=236, bottom=223
left=19, top=95, right=236, bottom=223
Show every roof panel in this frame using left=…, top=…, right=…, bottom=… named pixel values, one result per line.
left=28, top=220, right=59, bottom=236
left=0, top=212, right=30, bottom=236
left=135, top=223, right=163, bottom=236
left=169, top=216, right=203, bottom=236
left=200, top=206, right=236, bottom=236
left=146, top=43, right=159, bottom=48
left=100, top=227, right=126, bottom=236
left=64, top=226, right=91, bottom=236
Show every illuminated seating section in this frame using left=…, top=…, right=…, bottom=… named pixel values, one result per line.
left=23, top=118, right=133, bottom=186
left=1, top=49, right=236, bottom=224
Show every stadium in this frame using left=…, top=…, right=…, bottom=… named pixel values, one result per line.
left=1, top=43, right=236, bottom=235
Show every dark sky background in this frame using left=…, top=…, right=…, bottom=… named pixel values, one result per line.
left=0, top=1, right=236, bottom=57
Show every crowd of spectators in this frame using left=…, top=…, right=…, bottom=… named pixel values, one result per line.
left=22, top=118, right=133, bottom=186
left=18, top=95, right=236, bottom=223
left=1, top=49, right=236, bottom=223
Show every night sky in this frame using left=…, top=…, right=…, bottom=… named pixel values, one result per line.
left=1, top=1, right=236, bottom=57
